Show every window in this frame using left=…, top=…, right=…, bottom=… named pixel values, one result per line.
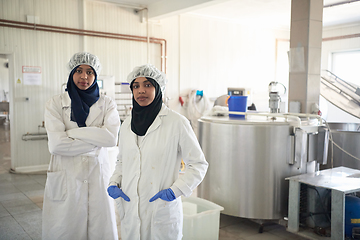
left=331, top=50, right=360, bottom=84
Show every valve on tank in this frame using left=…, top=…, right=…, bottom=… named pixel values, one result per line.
left=268, top=81, right=286, bottom=113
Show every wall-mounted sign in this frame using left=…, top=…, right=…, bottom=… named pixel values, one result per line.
left=22, top=66, right=42, bottom=85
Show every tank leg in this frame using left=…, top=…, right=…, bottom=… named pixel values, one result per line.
left=258, top=225, right=263, bottom=233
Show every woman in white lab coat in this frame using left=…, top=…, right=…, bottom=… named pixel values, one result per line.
left=42, top=52, right=120, bottom=240
left=107, top=64, right=208, bottom=240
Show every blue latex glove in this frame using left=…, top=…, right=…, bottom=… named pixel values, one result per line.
left=149, top=188, right=176, bottom=202
left=107, top=186, right=130, bottom=202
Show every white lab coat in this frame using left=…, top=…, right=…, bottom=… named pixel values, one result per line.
left=109, top=104, right=208, bottom=240
left=42, top=92, right=120, bottom=240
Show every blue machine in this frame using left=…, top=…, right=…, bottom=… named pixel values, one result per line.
left=345, top=195, right=360, bottom=238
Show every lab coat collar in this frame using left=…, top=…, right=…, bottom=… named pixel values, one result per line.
left=145, top=103, right=168, bottom=136
left=61, top=92, right=71, bottom=108
left=158, top=103, right=169, bottom=116
left=85, top=99, right=103, bottom=126
left=61, top=93, right=72, bottom=120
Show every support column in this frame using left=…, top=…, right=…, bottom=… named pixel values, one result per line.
left=288, top=0, right=323, bottom=113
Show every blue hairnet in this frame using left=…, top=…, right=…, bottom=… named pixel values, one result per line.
left=67, top=52, right=102, bottom=76
left=127, top=64, right=167, bottom=93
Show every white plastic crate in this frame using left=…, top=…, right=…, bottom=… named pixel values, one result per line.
left=182, top=196, right=224, bottom=240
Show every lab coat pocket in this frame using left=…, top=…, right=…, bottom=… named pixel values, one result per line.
left=45, top=170, right=67, bottom=201
left=152, top=199, right=183, bottom=239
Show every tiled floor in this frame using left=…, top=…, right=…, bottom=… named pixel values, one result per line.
left=0, top=122, right=309, bottom=240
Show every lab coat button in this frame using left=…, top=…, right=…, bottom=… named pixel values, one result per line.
left=84, top=180, right=88, bottom=183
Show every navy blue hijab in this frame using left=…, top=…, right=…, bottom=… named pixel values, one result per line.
left=66, top=66, right=99, bottom=127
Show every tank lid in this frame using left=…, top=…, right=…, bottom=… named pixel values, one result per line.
left=199, top=115, right=295, bottom=126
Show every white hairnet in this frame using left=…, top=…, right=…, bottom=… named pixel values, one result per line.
left=67, top=52, right=102, bottom=76
left=127, top=64, right=167, bottom=93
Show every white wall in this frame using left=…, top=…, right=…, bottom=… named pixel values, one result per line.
left=0, top=0, right=163, bottom=172
left=161, top=14, right=290, bottom=115
left=322, top=24, right=360, bottom=71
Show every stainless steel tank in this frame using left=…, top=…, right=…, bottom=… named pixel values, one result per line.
left=197, top=116, right=316, bottom=220
left=322, top=122, right=360, bottom=170
left=320, top=71, right=360, bottom=170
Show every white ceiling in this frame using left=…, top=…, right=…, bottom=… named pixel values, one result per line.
left=98, top=0, right=360, bottom=29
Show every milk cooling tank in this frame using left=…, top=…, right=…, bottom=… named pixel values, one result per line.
left=197, top=115, right=328, bottom=220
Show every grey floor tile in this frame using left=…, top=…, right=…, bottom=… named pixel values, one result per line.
left=12, top=178, right=39, bottom=187
left=14, top=182, right=45, bottom=192
left=0, top=167, right=9, bottom=174
left=29, top=174, right=47, bottom=186
left=0, top=215, right=32, bottom=240
left=1, top=197, right=34, bottom=208
left=219, top=229, right=244, bottom=240
left=13, top=210, right=42, bottom=240
left=35, top=202, right=43, bottom=210
left=0, top=183, right=21, bottom=195
left=5, top=203, right=41, bottom=216
left=220, top=214, right=246, bottom=228
left=0, top=204, right=10, bottom=218
left=0, top=181, right=13, bottom=188
left=221, top=220, right=264, bottom=239
left=0, top=192, right=28, bottom=202
left=269, top=227, right=313, bottom=240
left=244, top=232, right=284, bottom=240
left=5, top=174, right=34, bottom=184
left=0, top=173, right=12, bottom=182
left=23, top=189, right=44, bottom=204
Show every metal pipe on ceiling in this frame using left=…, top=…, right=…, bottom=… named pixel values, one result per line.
left=0, top=18, right=167, bottom=73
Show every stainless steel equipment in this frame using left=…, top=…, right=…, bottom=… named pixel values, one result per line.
left=322, top=122, right=360, bottom=170
left=287, top=166, right=360, bottom=240
left=319, top=70, right=360, bottom=170
left=268, top=82, right=286, bottom=113
left=197, top=115, right=327, bottom=220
